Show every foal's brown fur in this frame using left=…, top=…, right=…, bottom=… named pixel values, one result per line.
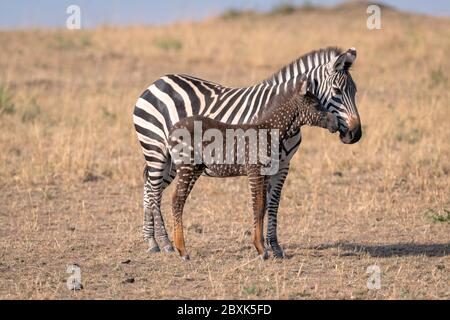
left=168, top=79, right=338, bottom=260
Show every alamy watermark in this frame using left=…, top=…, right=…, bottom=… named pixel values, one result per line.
left=367, top=5, right=381, bottom=30
left=366, top=265, right=381, bottom=290
left=66, top=5, right=81, bottom=29
left=169, top=121, right=280, bottom=175
left=66, top=264, right=83, bottom=291
left=65, top=4, right=381, bottom=31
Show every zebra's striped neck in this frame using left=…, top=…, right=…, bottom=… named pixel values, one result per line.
left=264, top=47, right=342, bottom=87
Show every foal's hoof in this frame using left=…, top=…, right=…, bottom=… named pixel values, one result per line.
left=259, top=250, right=269, bottom=261
left=181, top=255, right=190, bottom=261
left=162, top=244, right=175, bottom=253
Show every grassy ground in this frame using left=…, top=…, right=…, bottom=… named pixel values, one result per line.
left=0, top=2, right=449, bottom=299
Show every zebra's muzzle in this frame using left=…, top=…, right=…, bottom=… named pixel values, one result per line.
left=340, top=123, right=362, bottom=144
left=340, top=115, right=361, bottom=144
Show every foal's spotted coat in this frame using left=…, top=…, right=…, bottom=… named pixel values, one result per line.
left=167, top=79, right=338, bottom=260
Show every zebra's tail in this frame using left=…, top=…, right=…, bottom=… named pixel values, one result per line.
left=143, top=164, right=150, bottom=181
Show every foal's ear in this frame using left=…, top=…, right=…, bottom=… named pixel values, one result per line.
left=329, top=47, right=357, bottom=72
left=297, top=74, right=308, bottom=95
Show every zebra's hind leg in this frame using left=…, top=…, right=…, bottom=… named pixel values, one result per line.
left=143, top=176, right=160, bottom=253
left=143, top=162, right=176, bottom=253
left=146, top=183, right=175, bottom=253
left=154, top=164, right=176, bottom=253
left=266, top=164, right=290, bottom=259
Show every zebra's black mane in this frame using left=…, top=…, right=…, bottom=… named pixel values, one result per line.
left=264, top=47, right=343, bottom=84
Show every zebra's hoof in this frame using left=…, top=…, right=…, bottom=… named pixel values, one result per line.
left=273, top=252, right=285, bottom=259
left=147, top=238, right=160, bottom=253
left=272, top=247, right=285, bottom=259
left=162, top=244, right=175, bottom=253
left=147, top=245, right=161, bottom=253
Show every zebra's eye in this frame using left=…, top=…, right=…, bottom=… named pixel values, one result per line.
left=333, top=87, right=342, bottom=95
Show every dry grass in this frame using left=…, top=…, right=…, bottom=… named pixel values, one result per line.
left=0, top=2, right=449, bottom=299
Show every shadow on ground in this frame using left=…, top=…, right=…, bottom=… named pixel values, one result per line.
left=287, top=242, right=450, bottom=257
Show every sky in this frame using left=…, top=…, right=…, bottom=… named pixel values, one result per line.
left=0, top=0, right=449, bottom=29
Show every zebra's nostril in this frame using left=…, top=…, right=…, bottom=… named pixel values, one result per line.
left=341, top=125, right=362, bottom=144
left=352, top=125, right=362, bottom=142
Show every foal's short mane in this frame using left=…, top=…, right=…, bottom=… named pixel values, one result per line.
left=256, top=78, right=305, bottom=123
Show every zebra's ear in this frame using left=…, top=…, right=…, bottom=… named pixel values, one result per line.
left=330, top=47, right=357, bottom=72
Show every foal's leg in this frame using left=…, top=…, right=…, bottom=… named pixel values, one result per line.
left=248, top=168, right=269, bottom=260
left=172, top=166, right=202, bottom=260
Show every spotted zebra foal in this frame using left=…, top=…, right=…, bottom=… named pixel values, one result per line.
left=167, top=78, right=338, bottom=260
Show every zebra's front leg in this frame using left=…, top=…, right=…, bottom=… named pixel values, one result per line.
left=143, top=181, right=160, bottom=253
left=144, top=162, right=176, bottom=253
left=266, top=164, right=290, bottom=259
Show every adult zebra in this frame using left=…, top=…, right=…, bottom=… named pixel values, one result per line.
left=133, top=47, right=361, bottom=258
